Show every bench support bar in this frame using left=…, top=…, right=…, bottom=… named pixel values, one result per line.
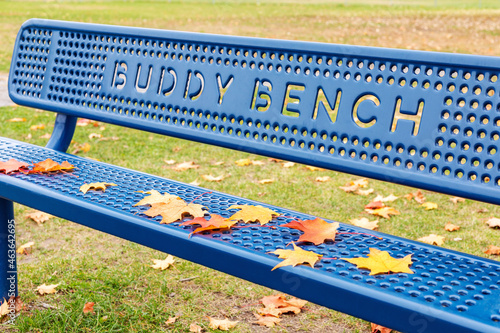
left=0, top=198, right=16, bottom=300
left=46, top=114, right=77, bottom=152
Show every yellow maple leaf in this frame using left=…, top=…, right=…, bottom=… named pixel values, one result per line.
left=365, top=207, right=400, bottom=219
left=151, top=255, right=175, bottom=270
left=421, top=202, right=438, bottom=210
left=372, top=194, right=399, bottom=202
left=235, top=158, right=252, bottom=166
left=143, top=200, right=205, bottom=224
left=36, top=283, right=60, bottom=295
left=79, top=182, right=117, bottom=194
left=350, top=217, right=379, bottom=230
left=0, top=298, right=9, bottom=316
left=26, top=211, right=53, bottom=225
left=30, top=124, right=45, bottom=131
left=258, top=179, right=274, bottom=184
left=207, top=317, right=238, bottom=330
left=418, top=234, right=445, bottom=246
left=342, top=248, right=414, bottom=275
left=172, top=161, right=199, bottom=171
left=228, top=205, right=280, bottom=225
left=17, top=241, right=35, bottom=255
left=134, top=190, right=179, bottom=207
left=271, top=243, right=322, bottom=271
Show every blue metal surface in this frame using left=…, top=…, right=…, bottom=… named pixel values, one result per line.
left=0, top=137, right=499, bottom=332
left=45, top=114, right=77, bottom=151
left=8, top=19, right=500, bottom=207
left=0, top=197, right=17, bottom=300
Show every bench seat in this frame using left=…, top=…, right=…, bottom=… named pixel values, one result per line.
left=1, top=137, right=499, bottom=332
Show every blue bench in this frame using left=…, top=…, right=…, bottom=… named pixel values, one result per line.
left=2, top=19, right=500, bottom=332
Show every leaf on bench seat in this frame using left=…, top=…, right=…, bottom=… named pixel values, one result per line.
left=281, top=218, right=339, bottom=245
left=79, top=182, right=117, bottom=194
left=134, top=190, right=179, bottom=206
left=143, top=199, right=206, bottom=224
left=341, top=248, right=413, bottom=276
left=270, top=243, right=322, bottom=271
left=180, top=214, right=237, bottom=235
left=228, top=205, right=280, bottom=225
left=29, top=159, right=74, bottom=174
left=0, top=159, right=30, bottom=174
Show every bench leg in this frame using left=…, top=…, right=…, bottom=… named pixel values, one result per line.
left=0, top=198, right=17, bottom=300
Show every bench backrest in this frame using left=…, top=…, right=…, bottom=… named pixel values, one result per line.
left=8, top=19, right=500, bottom=205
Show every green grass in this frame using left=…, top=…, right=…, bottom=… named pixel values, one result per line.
left=1, top=1, right=500, bottom=332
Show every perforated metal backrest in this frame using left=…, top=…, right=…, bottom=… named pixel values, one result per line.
left=8, top=19, right=500, bottom=205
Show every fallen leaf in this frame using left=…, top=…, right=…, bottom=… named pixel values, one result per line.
left=305, top=166, right=324, bottom=171
left=134, top=190, right=179, bottom=207
left=365, top=201, right=385, bottom=210
left=212, top=161, right=224, bottom=166
left=151, top=255, right=175, bottom=270
left=281, top=218, right=339, bottom=245
left=0, top=159, right=30, bottom=174
left=17, top=241, right=34, bottom=255
left=172, top=161, right=199, bottom=171
left=356, top=188, right=374, bottom=196
left=252, top=160, right=265, bottom=166
left=371, top=322, right=393, bottom=333
left=228, top=205, right=280, bottom=225
left=165, top=316, right=178, bottom=324
left=404, top=189, right=425, bottom=203
left=258, top=294, right=307, bottom=317
left=486, top=217, right=500, bottom=228
left=7, top=117, right=26, bottom=122
left=143, top=199, right=206, bottom=224
left=373, top=194, right=399, bottom=202
left=339, top=184, right=360, bottom=193
left=269, top=158, right=283, bottom=163
left=88, top=133, right=102, bottom=139
left=0, top=299, right=9, bottom=316
left=164, top=159, right=176, bottom=165
left=207, top=317, right=238, bottom=330
left=418, top=234, right=445, bottom=246
left=351, top=178, right=369, bottom=187
left=315, top=176, right=330, bottom=182
left=258, top=179, right=274, bottom=184
left=189, top=179, right=201, bottom=186
left=254, top=314, right=281, bottom=327
left=189, top=323, right=202, bottom=333
left=180, top=214, right=237, bottom=235
left=444, top=223, right=460, bottom=232
left=421, top=202, right=438, bottom=210
left=450, top=196, right=465, bottom=204
left=71, top=142, right=91, bottom=154
left=235, top=158, right=252, bottom=166
left=271, top=243, right=322, bottom=271
left=366, top=207, right=400, bottom=219
left=30, top=124, right=45, bottom=131
left=342, top=248, right=413, bottom=275
left=282, top=162, right=295, bottom=168
left=350, top=217, right=379, bottom=230
left=477, top=208, right=489, bottom=214
left=36, top=283, right=59, bottom=295
left=26, top=211, right=53, bottom=225
left=83, top=302, right=95, bottom=314
left=201, top=174, right=226, bottom=182
left=30, top=159, right=74, bottom=174
left=484, top=245, right=500, bottom=255
left=39, top=133, right=51, bottom=139
left=79, top=182, right=117, bottom=194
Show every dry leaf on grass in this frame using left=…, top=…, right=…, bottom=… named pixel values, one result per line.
left=342, top=248, right=413, bottom=275
left=79, top=182, right=117, bottom=194
left=189, top=323, right=202, bottom=332
left=0, top=296, right=23, bottom=318
left=36, top=283, right=59, bottom=295
left=207, top=317, right=238, bottom=330
left=373, top=194, right=399, bottom=202
left=315, top=176, right=330, bottom=182
left=350, top=217, right=379, bottom=230
left=201, top=174, right=226, bottom=182
left=212, top=161, right=224, bottom=166
left=258, top=294, right=307, bottom=318
left=282, top=162, right=295, bottom=168
left=228, top=205, right=280, bottom=225
left=0, top=298, right=9, bottom=317
left=254, top=313, right=281, bottom=327
left=88, top=133, right=102, bottom=139
left=404, top=190, right=425, bottom=203
left=30, top=124, right=45, bottom=131
left=371, top=322, right=393, bottom=333
left=235, top=159, right=252, bottom=166
left=71, top=142, right=91, bottom=154
left=271, top=243, right=322, bottom=271
left=357, top=188, right=374, bottom=196
left=258, top=179, right=274, bottom=184
left=165, top=316, right=178, bottom=324
left=304, top=166, right=324, bottom=171
left=17, top=241, right=34, bottom=255
left=450, top=196, right=465, bottom=204
left=486, top=217, right=500, bottom=228
left=281, top=218, right=339, bottom=245
left=339, top=184, right=360, bottom=193
left=83, top=302, right=95, bottom=314
left=172, top=161, right=199, bottom=171
left=484, top=245, right=500, bottom=255
left=7, top=117, right=26, bottom=122
left=189, top=179, right=201, bottom=186
left=444, top=223, right=460, bottom=232
left=163, top=159, right=176, bottom=165
left=151, top=255, right=175, bottom=270
left=39, top=133, right=51, bottom=139
left=366, top=207, right=400, bottom=219
left=421, top=202, right=438, bottom=210
left=418, top=234, right=445, bottom=246
left=26, top=211, right=53, bottom=225
left=365, top=201, right=385, bottom=210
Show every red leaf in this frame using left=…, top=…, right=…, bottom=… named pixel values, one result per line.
left=0, top=159, right=30, bottom=174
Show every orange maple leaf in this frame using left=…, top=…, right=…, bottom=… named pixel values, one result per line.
left=270, top=243, right=322, bottom=271
left=342, top=248, right=413, bottom=275
left=142, top=199, right=205, bottom=224
left=83, top=302, right=95, bottom=314
left=371, top=322, right=393, bottom=333
left=30, top=159, right=74, bottom=174
left=180, top=214, right=237, bottom=235
left=365, top=206, right=400, bottom=219
left=281, top=218, right=339, bottom=245
left=444, top=222, right=460, bottom=232
left=258, top=294, right=307, bottom=317
left=228, top=205, right=280, bottom=225
left=0, top=159, right=30, bottom=174
left=484, top=245, right=500, bottom=255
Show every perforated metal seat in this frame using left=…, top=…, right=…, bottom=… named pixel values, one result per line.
left=3, top=19, right=500, bottom=332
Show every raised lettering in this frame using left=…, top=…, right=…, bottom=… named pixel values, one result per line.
left=391, top=98, right=424, bottom=136
left=135, top=64, right=153, bottom=93
left=250, top=79, right=272, bottom=112
left=282, top=84, right=305, bottom=118
left=217, top=74, right=234, bottom=104
left=312, top=87, right=341, bottom=123
left=111, top=62, right=127, bottom=89
left=353, top=94, right=380, bottom=128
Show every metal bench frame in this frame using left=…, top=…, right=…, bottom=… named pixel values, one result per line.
left=2, top=19, right=500, bottom=332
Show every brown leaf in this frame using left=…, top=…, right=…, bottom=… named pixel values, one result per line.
left=365, top=201, right=385, bottom=210
left=0, top=159, right=30, bottom=174
left=371, top=322, right=393, bottom=333
left=151, top=255, right=175, bottom=270
left=281, top=218, right=339, bottom=245
left=83, top=302, right=95, bottom=314
left=484, top=245, right=500, bottom=255
left=258, top=179, right=274, bottom=184
left=444, top=223, right=460, bottom=232
left=207, top=317, right=238, bottom=330
left=342, top=248, right=413, bottom=275
left=180, top=214, right=237, bottom=235
left=405, top=189, right=426, bottom=203
left=235, top=158, right=252, bottom=166
left=486, top=217, right=500, bottom=228
left=79, top=182, right=117, bottom=194
left=189, top=323, right=202, bottom=332
left=7, top=117, right=26, bottom=122
left=254, top=313, right=281, bottom=327
left=350, top=217, right=379, bottom=230
left=305, top=166, right=324, bottom=171
left=172, top=161, right=199, bottom=171
left=165, top=316, right=178, bottom=324
left=71, top=142, right=91, bottom=154
left=450, top=196, right=465, bottom=204
left=418, top=234, right=445, bottom=246
left=271, top=243, right=322, bottom=271
left=315, top=176, right=330, bottom=182
left=39, top=133, right=51, bottom=139
left=36, top=283, right=60, bottom=295
left=17, top=241, right=34, bottom=255
left=26, top=211, right=53, bottom=225
left=228, top=205, right=280, bottom=225
left=201, top=174, right=226, bottom=182
left=339, top=184, right=360, bottom=193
